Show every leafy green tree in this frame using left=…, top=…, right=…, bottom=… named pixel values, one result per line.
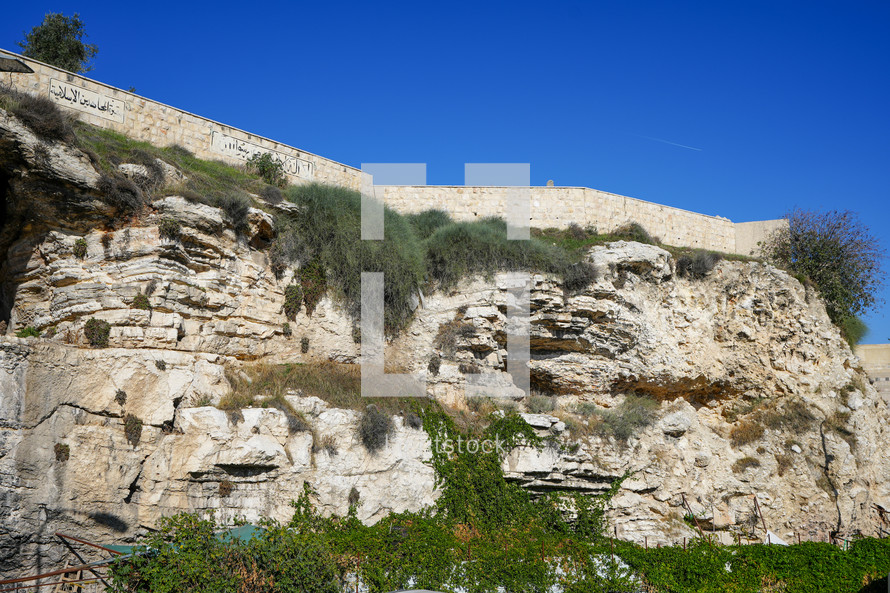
left=17, top=13, right=98, bottom=73
left=761, top=208, right=885, bottom=327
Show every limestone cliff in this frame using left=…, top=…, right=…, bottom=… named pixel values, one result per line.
left=2, top=106, right=889, bottom=577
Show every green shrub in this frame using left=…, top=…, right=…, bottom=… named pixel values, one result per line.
left=131, top=293, right=151, bottom=310
left=562, top=261, right=598, bottom=292
left=526, top=395, right=556, bottom=414
left=839, top=315, right=868, bottom=348
left=612, top=222, right=656, bottom=244
left=283, top=284, right=303, bottom=320
left=358, top=405, right=393, bottom=453
left=84, top=318, right=110, bottom=347
left=424, top=217, right=578, bottom=289
left=595, top=395, right=659, bottom=442
left=246, top=152, right=286, bottom=187
left=211, top=191, right=251, bottom=233
left=348, top=486, right=360, bottom=507
left=109, top=512, right=340, bottom=593
left=8, top=90, right=74, bottom=141
left=284, top=184, right=425, bottom=331
left=298, top=259, right=327, bottom=315
left=54, top=443, right=70, bottom=462
left=15, top=326, right=40, bottom=338
left=760, top=208, right=885, bottom=324
left=676, top=250, right=722, bottom=279
left=407, top=209, right=453, bottom=237
left=158, top=217, right=181, bottom=241
left=114, top=389, right=127, bottom=406
left=300, top=337, right=310, bottom=353
left=155, top=359, right=166, bottom=371
left=72, top=237, right=87, bottom=258
left=97, top=172, right=144, bottom=212
left=731, top=456, right=761, bottom=473
left=281, top=322, right=292, bottom=337
left=124, top=413, right=142, bottom=446
left=260, top=184, right=283, bottom=204
left=428, top=354, right=441, bottom=375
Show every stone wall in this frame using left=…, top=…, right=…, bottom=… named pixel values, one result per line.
left=381, top=185, right=741, bottom=253
left=1, top=49, right=361, bottom=189
left=856, top=344, right=890, bottom=398
left=1, top=48, right=782, bottom=254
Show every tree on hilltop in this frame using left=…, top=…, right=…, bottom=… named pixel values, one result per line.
left=761, top=208, right=885, bottom=344
left=17, top=12, right=98, bottom=74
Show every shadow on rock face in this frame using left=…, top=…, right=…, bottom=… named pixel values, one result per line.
left=89, top=511, right=128, bottom=533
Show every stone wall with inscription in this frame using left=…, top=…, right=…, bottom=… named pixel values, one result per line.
left=1, top=49, right=359, bottom=189
left=1, top=48, right=782, bottom=255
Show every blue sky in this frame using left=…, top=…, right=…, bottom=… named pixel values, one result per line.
left=3, top=1, right=888, bottom=343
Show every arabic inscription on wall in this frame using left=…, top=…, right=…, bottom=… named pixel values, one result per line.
left=49, top=79, right=125, bottom=123
left=210, top=131, right=315, bottom=178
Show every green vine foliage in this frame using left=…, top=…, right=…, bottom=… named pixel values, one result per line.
left=299, top=259, right=327, bottom=315
left=107, top=403, right=890, bottom=591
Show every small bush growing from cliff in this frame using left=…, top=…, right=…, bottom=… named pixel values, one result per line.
left=246, top=152, right=286, bottom=187
left=260, top=184, right=283, bottom=204
left=313, top=433, right=338, bottom=456
left=300, top=337, right=310, bottom=353
left=562, top=261, right=598, bottom=292
left=283, top=284, right=303, bottom=320
left=358, top=405, right=393, bottom=453
left=730, top=419, right=765, bottom=446
left=427, top=354, right=441, bottom=375
left=6, top=89, right=74, bottom=142
left=123, top=413, right=143, bottom=446
left=211, top=191, right=251, bottom=234
left=15, top=326, right=40, bottom=338
left=761, top=208, right=885, bottom=326
left=131, top=293, right=151, bottom=310
left=433, top=319, right=476, bottom=357
left=612, top=222, right=657, bottom=245
left=825, top=411, right=856, bottom=449
left=839, top=315, right=869, bottom=348
left=114, top=389, right=127, bottom=406
left=218, top=480, right=233, bottom=497
left=298, top=259, right=327, bottom=315
left=676, top=250, right=722, bottom=279
left=98, top=172, right=144, bottom=212
left=158, top=217, right=181, bottom=241
left=526, top=394, right=556, bottom=414
left=267, top=397, right=311, bottom=434
left=155, top=359, right=166, bottom=371
left=281, top=322, right=292, bottom=337
left=84, top=318, right=110, bottom=347
left=54, top=443, right=70, bottom=462
left=348, top=486, right=360, bottom=507
left=594, top=395, right=659, bottom=443
left=406, top=209, right=453, bottom=236
left=44, top=326, right=56, bottom=338
left=731, top=456, right=761, bottom=473
left=72, top=237, right=87, bottom=258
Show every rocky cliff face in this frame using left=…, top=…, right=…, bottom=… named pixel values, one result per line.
left=2, top=106, right=889, bottom=576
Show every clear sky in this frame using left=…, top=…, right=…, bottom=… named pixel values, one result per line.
left=3, top=1, right=888, bottom=343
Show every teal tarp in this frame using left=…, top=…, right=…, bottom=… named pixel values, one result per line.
left=105, top=524, right=262, bottom=554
